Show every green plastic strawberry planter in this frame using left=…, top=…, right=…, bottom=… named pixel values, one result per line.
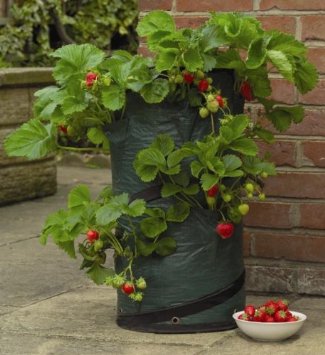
left=107, top=70, right=246, bottom=333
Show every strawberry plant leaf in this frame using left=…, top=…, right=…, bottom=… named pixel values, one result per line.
left=127, top=199, right=146, bottom=217
left=267, top=50, right=294, bottom=82
left=150, top=134, right=175, bottom=157
left=266, top=31, right=306, bottom=57
left=133, top=147, right=166, bottom=182
left=136, top=239, right=157, bottom=256
left=294, top=59, right=318, bottom=94
left=161, top=183, right=183, bottom=198
left=200, top=173, right=219, bottom=191
left=96, top=193, right=129, bottom=225
left=56, top=241, right=76, bottom=259
left=87, top=263, right=114, bottom=285
left=136, top=10, right=176, bottom=37
left=183, top=47, right=203, bottom=72
left=155, top=49, right=179, bottom=72
left=4, top=119, right=56, bottom=159
left=254, top=127, right=275, bottom=143
left=190, top=160, right=204, bottom=178
left=222, top=154, right=242, bottom=171
left=166, top=201, right=190, bottom=222
left=246, top=37, right=266, bottom=69
left=140, top=78, right=169, bottom=103
left=183, top=184, right=200, bottom=195
left=140, top=216, right=167, bottom=238
left=68, top=184, right=91, bottom=209
left=231, top=138, right=258, bottom=156
left=101, top=84, right=126, bottom=110
left=155, top=237, right=177, bottom=256
left=87, top=127, right=110, bottom=149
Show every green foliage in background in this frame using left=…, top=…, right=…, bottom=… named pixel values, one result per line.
left=0, top=0, right=139, bottom=67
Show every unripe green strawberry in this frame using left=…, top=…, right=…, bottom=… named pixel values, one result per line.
left=129, top=292, right=143, bottom=302
left=261, top=171, right=268, bottom=178
left=102, top=76, right=112, bottom=86
left=207, top=77, right=213, bottom=84
left=196, top=70, right=205, bottom=79
left=238, top=203, right=250, bottom=216
left=259, top=193, right=266, bottom=201
left=94, top=239, right=104, bottom=252
left=222, top=193, right=232, bottom=202
left=206, top=196, right=216, bottom=209
left=245, top=183, right=254, bottom=193
left=169, top=75, right=175, bottom=83
left=199, top=107, right=209, bottom=119
left=67, top=125, right=76, bottom=137
left=136, top=277, right=147, bottom=290
left=207, top=100, right=219, bottom=113
left=247, top=192, right=254, bottom=199
left=175, top=74, right=184, bottom=84
left=112, top=275, right=126, bottom=288
left=207, top=94, right=215, bottom=102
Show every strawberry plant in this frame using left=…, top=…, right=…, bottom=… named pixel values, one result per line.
left=4, top=11, right=318, bottom=304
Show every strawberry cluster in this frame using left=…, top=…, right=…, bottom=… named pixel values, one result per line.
left=239, top=299, right=299, bottom=323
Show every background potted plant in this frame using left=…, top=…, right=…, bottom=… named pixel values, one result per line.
left=4, top=11, right=318, bottom=333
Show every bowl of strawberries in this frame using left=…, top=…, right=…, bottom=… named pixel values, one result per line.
left=233, top=298, right=307, bottom=341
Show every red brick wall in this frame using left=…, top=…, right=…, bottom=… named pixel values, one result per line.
left=139, top=0, right=325, bottom=291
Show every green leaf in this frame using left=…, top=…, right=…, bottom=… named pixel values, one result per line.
left=222, top=154, right=242, bottom=171
left=202, top=53, right=217, bottom=72
left=214, top=49, right=245, bottom=74
left=133, top=147, right=166, bottom=182
left=150, top=134, right=175, bottom=156
left=147, top=30, right=173, bottom=51
left=155, top=49, right=179, bottom=72
left=294, top=59, right=318, bottom=94
left=87, top=127, right=109, bottom=148
left=191, top=160, right=204, bottom=178
left=87, top=264, right=114, bottom=285
left=136, top=239, right=157, bottom=256
left=231, top=138, right=258, bottom=156
left=56, top=241, right=76, bottom=259
left=136, top=11, right=176, bottom=37
left=246, top=65, right=271, bottom=97
left=167, top=149, right=191, bottom=168
left=266, top=109, right=292, bottom=132
left=127, top=199, right=146, bottom=217
left=200, top=173, right=219, bottom=191
left=96, top=193, right=129, bottom=225
left=246, top=37, right=267, bottom=69
left=4, top=119, right=56, bottom=159
left=183, top=47, right=203, bottom=72
left=183, top=184, right=200, bottom=195
left=254, top=127, right=275, bottom=143
left=52, top=44, right=105, bottom=84
left=68, top=185, right=91, bottom=209
left=102, top=84, right=126, bottom=111
left=200, top=25, right=223, bottom=52
left=155, top=237, right=177, bottom=256
left=267, top=50, right=294, bottom=82
left=161, top=183, right=183, bottom=198
left=140, top=216, right=167, bottom=238
left=267, top=31, right=306, bottom=57
left=140, top=78, right=169, bottom=103
left=166, top=201, right=190, bottom=223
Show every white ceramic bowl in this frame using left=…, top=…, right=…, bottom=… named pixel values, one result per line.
left=233, top=310, right=307, bottom=341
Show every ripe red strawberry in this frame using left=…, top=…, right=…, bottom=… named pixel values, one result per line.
left=287, top=315, right=299, bottom=322
left=207, top=184, right=219, bottom=197
left=183, top=71, right=195, bottom=84
left=240, top=80, right=253, bottom=101
left=215, top=222, right=234, bottom=239
left=198, top=79, right=209, bottom=92
left=253, top=308, right=266, bottom=322
left=85, top=72, right=98, bottom=88
left=276, top=298, right=289, bottom=311
left=264, top=300, right=278, bottom=315
left=265, top=314, right=275, bottom=322
left=216, top=95, right=225, bottom=108
left=58, top=125, right=68, bottom=134
left=238, top=313, right=250, bottom=321
left=86, top=230, right=99, bottom=243
left=122, top=282, right=135, bottom=295
left=244, top=304, right=255, bottom=318
left=274, top=310, right=288, bottom=322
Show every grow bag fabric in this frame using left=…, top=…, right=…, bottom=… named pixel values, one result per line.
left=106, top=69, right=246, bottom=333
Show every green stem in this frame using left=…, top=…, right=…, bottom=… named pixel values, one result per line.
left=210, top=113, right=215, bottom=134
left=57, top=144, right=109, bottom=154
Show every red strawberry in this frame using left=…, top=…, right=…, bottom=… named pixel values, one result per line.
left=265, top=314, right=275, bottom=322
left=216, top=222, right=234, bottom=239
left=238, top=313, right=250, bottom=321
left=85, top=72, right=98, bottom=88
left=122, top=282, right=135, bottom=295
left=58, top=125, right=68, bottom=134
left=198, top=79, right=209, bottom=92
left=216, top=95, right=225, bottom=108
left=86, top=230, right=99, bottom=243
left=240, top=80, right=254, bottom=101
left=287, top=315, right=299, bottom=322
left=183, top=71, right=195, bottom=84
left=274, top=310, right=288, bottom=322
left=276, top=298, right=289, bottom=311
left=264, top=300, right=278, bottom=315
left=207, top=184, right=219, bottom=197
left=253, top=308, right=266, bottom=322
left=244, top=304, right=255, bottom=318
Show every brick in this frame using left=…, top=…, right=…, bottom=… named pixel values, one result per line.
left=138, top=0, right=173, bottom=11
left=302, top=16, right=325, bottom=41
left=137, top=43, right=154, bottom=57
left=244, top=201, right=292, bottom=229
left=299, top=79, right=325, bottom=105
left=302, top=141, right=325, bottom=168
left=270, top=79, right=296, bottom=104
left=175, top=16, right=208, bottom=29
left=0, top=88, right=30, bottom=126
left=257, top=140, right=296, bottom=167
left=176, top=0, right=253, bottom=12
left=308, top=47, right=325, bottom=75
left=251, top=231, right=325, bottom=263
left=0, top=68, right=53, bottom=87
left=264, top=171, right=325, bottom=198
left=297, top=268, right=325, bottom=295
left=257, top=16, right=296, bottom=35
left=0, top=159, right=57, bottom=205
left=243, top=229, right=251, bottom=257
left=299, top=203, right=325, bottom=229
left=245, top=263, right=297, bottom=293
left=260, top=0, right=325, bottom=10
